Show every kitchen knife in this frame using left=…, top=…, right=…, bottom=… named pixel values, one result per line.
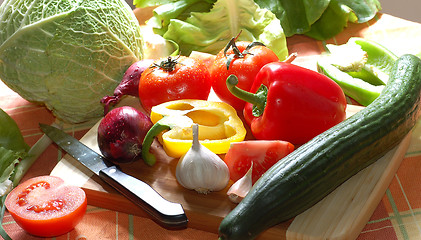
left=39, top=123, right=188, bottom=229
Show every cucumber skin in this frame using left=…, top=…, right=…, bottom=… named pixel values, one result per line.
left=218, top=54, right=421, bottom=240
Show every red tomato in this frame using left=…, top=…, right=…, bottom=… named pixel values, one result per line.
left=138, top=56, right=212, bottom=113
left=5, top=175, right=87, bottom=237
left=211, top=41, right=279, bottom=110
left=224, top=140, right=295, bottom=184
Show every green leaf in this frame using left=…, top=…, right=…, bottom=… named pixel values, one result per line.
left=254, top=0, right=380, bottom=39
left=0, top=109, right=29, bottom=154
left=337, top=0, right=381, bottom=23
left=304, top=0, right=355, bottom=40
left=254, top=0, right=330, bottom=37
left=0, top=147, right=19, bottom=186
left=146, top=0, right=214, bottom=35
left=305, top=0, right=381, bottom=40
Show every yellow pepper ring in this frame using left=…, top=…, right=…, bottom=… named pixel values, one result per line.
left=150, top=99, right=247, bottom=158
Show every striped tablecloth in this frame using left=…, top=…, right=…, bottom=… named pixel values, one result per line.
left=2, top=12, right=421, bottom=240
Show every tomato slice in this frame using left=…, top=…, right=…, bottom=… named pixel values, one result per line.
left=5, top=175, right=87, bottom=237
left=224, top=140, right=295, bottom=184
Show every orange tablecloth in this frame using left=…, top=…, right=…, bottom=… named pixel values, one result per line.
left=2, top=12, right=421, bottom=240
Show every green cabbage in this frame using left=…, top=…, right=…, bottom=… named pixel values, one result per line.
left=0, top=0, right=143, bottom=124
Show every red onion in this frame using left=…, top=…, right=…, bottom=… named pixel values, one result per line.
left=97, top=106, right=153, bottom=164
left=101, top=59, right=154, bottom=114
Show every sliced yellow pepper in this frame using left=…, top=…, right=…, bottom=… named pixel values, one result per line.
left=141, top=99, right=246, bottom=165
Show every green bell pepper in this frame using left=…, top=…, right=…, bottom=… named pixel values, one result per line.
left=317, top=37, right=398, bottom=106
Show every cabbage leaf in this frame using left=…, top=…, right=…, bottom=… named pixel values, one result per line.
left=0, top=0, right=143, bottom=123
left=141, top=0, right=288, bottom=60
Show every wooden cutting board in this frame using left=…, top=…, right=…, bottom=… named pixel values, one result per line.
left=50, top=95, right=412, bottom=239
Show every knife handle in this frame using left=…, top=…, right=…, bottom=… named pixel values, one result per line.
left=98, top=166, right=188, bottom=229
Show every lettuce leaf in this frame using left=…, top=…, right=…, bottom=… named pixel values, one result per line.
left=141, top=0, right=215, bottom=36
left=142, top=0, right=289, bottom=60
left=255, top=0, right=381, bottom=39
left=304, top=0, right=381, bottom=40
left=0, top=147, right=19, bottom=189
left=253, top=0, right=330, bottom=36
left=0, top=108, right=28, bottom=195
left=0, top=109, right=29, bottom=155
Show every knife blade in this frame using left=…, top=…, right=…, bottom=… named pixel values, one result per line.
left=39, top=123, right=188, bottom=229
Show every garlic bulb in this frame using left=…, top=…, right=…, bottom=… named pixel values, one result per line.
left=227, top=163, right=253, bottom=203
left=176, top=124, right=230, bottom=194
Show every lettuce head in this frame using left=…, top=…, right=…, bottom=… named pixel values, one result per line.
left=136, top=0, right=381, bottom=50
left=0, top=0, right=143, bottom=124
left=140, top=0, right=289, bottom=60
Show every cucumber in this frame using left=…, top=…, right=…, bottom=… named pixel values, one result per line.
left=218, top=54, right=421, bottom=240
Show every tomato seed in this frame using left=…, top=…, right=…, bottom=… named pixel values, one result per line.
left=27, top=199, right=65, bottom=213
left=17, top=181, right=51, bottom=207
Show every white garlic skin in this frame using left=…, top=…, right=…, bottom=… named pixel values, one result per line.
left=175, top=125, right=230, bottom=194
left=227, top=163, right=253, bottom=203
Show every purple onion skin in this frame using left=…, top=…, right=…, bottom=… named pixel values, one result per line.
left=101, top=59, right=154, bottom=115
left=97, top=106, right=153, bottom=164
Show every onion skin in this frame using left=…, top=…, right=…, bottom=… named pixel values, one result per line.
left=101, top=59, right=154, bottom=114
left=97, top=106, right=153, bottom=164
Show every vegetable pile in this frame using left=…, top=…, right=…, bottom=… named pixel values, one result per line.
left=3, top=0, right=421, bottom=239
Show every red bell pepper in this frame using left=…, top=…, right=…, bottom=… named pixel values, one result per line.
left=227, top=62, right=347, bottom=145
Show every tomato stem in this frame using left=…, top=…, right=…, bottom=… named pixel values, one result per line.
left=152, top=56, right=180, bottom=72
left=223, top=31, right=266, bottom=70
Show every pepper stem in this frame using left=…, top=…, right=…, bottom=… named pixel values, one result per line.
left=141, top=121, right=171, bottom=166
left=226, top=75, right=267, bottom=116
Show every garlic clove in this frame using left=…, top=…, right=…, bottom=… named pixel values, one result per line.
left=227, top=163, right=253, bottom=203
left=176, top=124, right=230, bottom=194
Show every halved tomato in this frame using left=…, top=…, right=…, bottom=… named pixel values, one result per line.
left=5, top=175, right=87, bottom=237
left=224, top=140, right=295, bottom=184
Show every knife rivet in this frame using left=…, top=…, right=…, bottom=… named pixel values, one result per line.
left=108, top=168, right=117, bottom=174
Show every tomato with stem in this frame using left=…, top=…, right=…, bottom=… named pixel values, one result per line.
left=210, top=34, right=280, bottom=110
left=139, top=56, right=212, bottom=113
left=5, top=175, right=87, bottom=237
